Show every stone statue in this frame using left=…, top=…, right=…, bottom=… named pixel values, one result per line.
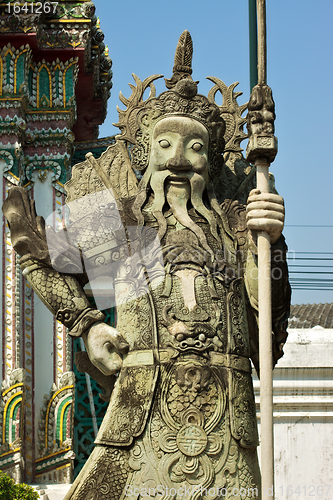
left=3, top=31, right=290, bottom=500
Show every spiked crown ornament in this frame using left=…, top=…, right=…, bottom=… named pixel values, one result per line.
left=114, top=30, right=247, bottom=177
left=66, top=31, right=248, bottom=207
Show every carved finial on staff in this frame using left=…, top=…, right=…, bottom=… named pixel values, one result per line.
left=246, top=0, right=277, bottom=164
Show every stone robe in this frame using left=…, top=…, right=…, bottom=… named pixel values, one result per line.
left=65, top=200, right=290, bottom=500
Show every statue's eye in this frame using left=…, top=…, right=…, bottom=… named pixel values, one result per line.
left=192, top=142, right=203, bottom=151
left=159, top=139, right=170, bottom=148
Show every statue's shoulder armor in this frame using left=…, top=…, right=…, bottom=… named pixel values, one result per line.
left=119, top=195, right=138, bottom=224
left=221, top=199, right=247, bottom=250
left=221, top=199, right=246, bottom=234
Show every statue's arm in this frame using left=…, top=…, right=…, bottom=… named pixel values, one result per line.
left=20, top=257, right=105, bottom=336
left=2, top=187, right=104, bottom=335
left=270, top=236, right=291, bottom=363
left=2, top=187, right=128, bottom=377
left=245, top=234, right=290, bottom=372
left=23, top=260, right=128, bottom=377
left=244, top=189, right=290, bottom=372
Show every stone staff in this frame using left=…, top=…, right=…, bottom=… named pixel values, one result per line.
left=246, top=0, right=278, bottom=497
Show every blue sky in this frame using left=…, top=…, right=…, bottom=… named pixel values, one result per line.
left=95, top=0, right=333, bottom=305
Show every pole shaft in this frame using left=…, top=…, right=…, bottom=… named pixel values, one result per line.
left=249, top=0, right=258, bottom=91
left=256, top=159, right=274, bottom=498
left=257, top=0, right=267, bottom=85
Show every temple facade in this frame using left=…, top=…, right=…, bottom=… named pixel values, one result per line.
left=0, top=0, right=113, bottom=485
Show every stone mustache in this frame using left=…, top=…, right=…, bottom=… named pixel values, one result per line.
left=3, top=31, right=290, bottom=500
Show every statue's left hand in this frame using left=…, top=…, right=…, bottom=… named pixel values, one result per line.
left=246, top=189, right=285, bottom=245
left=82, top=322, right=129, bottom=376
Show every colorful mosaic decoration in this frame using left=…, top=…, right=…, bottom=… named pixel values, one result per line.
left=0, top=369, right=25, bottom=482
left=0, top=42, right=78, bottom=190
left=73, top=307, right=116, bottom=478
left=35, top=372, right=75, bottom=484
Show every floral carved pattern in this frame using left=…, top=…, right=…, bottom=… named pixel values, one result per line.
left=229, top=371, right=259, bottom=449
left=228, top=279, right=249, bottom=357
left=143, top=360, right=232, bottom=497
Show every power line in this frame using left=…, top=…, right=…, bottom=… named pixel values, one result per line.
left=289, top=265, right=333, bottom=268
left=285, top=225, right=333, bottom=228
left=290, top=288, right=333, bottom=291
left=291, top=271, right=333, bottom=276
left=283, top=251, right=333, bottom=293
left=287, top=252, right=333, bottom=255
left=287, top=258, right=333, bottom=261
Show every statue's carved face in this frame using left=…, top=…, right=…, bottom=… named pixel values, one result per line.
left=142, top=116, right=217, bottom=250
left=148, top=116, right=210, bottom=186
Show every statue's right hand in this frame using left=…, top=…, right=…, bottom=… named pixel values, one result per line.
left=82, top=322, right=129, bottom=376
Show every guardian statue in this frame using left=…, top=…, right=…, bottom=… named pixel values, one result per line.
left=3, top=31, right=290, bottom=500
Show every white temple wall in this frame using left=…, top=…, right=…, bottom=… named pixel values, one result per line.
left=254, top=327, right=333, bottom=499
left=31, top=170, right=56, bottom=458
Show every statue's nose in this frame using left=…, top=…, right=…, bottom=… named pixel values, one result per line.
left=166, top=155, right=192, bottom=171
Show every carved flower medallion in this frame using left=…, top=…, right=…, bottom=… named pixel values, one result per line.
left=157, top=399, right=224, bottom=488
left=176, top=424, right=207, bottom=457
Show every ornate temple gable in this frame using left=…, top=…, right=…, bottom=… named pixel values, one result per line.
left=0, top=0, right=112, bottom=141
left=0, top=1, right=112, bottom=185
left=0, top=42, right=78, bottom=190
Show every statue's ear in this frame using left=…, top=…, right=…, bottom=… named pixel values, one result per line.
left=66, top=140, right=138, bottom=206
left=211, top=121, right=226, bottom=153
left=141, top=113, right=150, bottom=128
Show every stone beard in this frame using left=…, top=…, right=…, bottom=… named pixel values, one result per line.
left=134, top=115, right=223, bottom=259
left=145, top=170, right=219, bottom=255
